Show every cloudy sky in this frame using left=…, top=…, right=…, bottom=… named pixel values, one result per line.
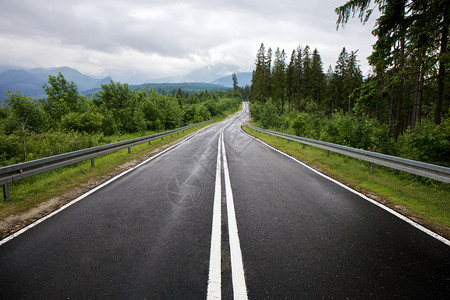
left=0, top=0, right=379, bottom=83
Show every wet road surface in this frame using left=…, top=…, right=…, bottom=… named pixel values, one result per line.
left=0, top=103, right=449, bottom=299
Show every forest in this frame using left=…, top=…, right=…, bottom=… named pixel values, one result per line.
left=0, top=73, right=241, bottom=166
left=249, top=0, right=449, bottom=167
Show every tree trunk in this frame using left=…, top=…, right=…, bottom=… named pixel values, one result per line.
left=417, top=72, right=424, bottom=124
left=21, top=123, right=27, bottom=162
left=435, top=8, right=448, bottom=125
left=393, top=37, right=405, bottom=140
left=411, top=53, right=422, bottom=129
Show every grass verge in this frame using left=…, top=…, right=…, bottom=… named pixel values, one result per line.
left=243, top=125, right=450, bottom=238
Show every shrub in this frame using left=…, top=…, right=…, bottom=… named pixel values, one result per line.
left=60, top=111, right=104, bottom=133
left=398, top=118, right=450, bottom=166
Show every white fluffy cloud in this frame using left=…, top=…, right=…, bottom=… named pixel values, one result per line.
left=0, top=0, right=378, bottom=82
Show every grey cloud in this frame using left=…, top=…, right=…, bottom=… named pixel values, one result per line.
left=0, top=0, right=377, bottom=79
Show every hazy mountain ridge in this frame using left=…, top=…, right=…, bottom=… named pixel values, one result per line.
left=146, top=63, right=251, bottom=86
left=211, top=72, right=252, bottom=87
left=0, top=63, right=252, bottom=102
left=0, top=66, right=112, bottom=101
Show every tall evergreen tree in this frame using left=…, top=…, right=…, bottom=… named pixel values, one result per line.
left=271, top=48, right=287, bottom=113
left=232, top=73, right=238, bottom=91
left=310, top=49, right=326, bottom=106
left=251, top=43, right=267, bottom=103
left=294, top=45, right=304, bottom=110
left=287, top=50, right=296, bottom=113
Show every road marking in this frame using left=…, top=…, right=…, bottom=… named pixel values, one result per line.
left=222, top=133, right=248, bottom=300
left=242, top=127, right=450, bottom=247
left=207, top=135, right=222, bottom=300
left=207, top=132, right=249, bottom=300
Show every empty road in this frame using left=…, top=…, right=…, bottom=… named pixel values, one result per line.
left=0, top=103, right=449, bottom=299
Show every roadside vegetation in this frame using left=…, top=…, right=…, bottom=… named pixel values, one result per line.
left=0, top=73, right=241, bottom=167
left=0, top=73, right=242, bottom=230
left=249, top=0, right=449, bottom=167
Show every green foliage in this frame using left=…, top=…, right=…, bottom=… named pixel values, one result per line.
left=398, top=117, right=450, bottom=166
left=43, top=72, right=84, bottom=124
left=250, top=100, right=447, bottom=166
left=194, top=105, right=212, bottom=122
left=0, top=73, right=241, bottom=166
left=260, top=99, right=282, bottom=129
left=60, top=111, right=104, bottom=133
left=4, top=91, right=47, bottom=133
left=249, top=102, right=263, bottom=122
left=291, top=102, right=325, bottom=140
left=0, top=134, right=22, bottom=165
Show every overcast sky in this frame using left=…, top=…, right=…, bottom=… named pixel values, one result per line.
left=0, top=0, right=379, bottom=83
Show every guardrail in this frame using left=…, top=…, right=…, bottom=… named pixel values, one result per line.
left=1, top=121, right=213, bottom=200
left=245, top=125, right=450, bottom=184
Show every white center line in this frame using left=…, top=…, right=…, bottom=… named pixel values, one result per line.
left=207, top=135, right=222, bottom=300
left=222, top=133, right=248, bottom=300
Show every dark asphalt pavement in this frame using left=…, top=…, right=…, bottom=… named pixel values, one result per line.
left=0, top=103, right=449, bottom=299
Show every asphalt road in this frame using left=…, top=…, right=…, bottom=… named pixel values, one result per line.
left=0, top=103, right=449, bottom=299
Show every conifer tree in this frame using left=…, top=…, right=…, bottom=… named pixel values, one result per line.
left=271, top=48, right=287, bottom=113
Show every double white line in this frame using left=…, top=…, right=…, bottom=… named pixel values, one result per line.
left=207, top=132, right=248, bottom=300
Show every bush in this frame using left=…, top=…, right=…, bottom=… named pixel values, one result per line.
left=398, top=118, right=450, bottom=166
left=194, top=104, right=212, bottom=122
left=249, top=102, right=263, bottom=122
left=260, top=99, right=282, bottom=129
left=60, top=111, right=104, bottom=133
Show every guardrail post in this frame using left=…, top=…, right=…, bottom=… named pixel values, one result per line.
left=91, top=158, right=95, bottom=167
left=371, top=163, right=375, bottom=173
left=2, top=184, right=10, bottom=201
left=128, top=147, right=131, bottom=154
left=327, top=150, right=330, bottom=157
left=302, top=144, right=305, bottom=149
left=148, top=141, right=151, bottom=145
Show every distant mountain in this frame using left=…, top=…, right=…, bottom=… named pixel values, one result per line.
left=0, top=64, right=252, bottom=103
left=0, top=66, right=111, bottom=102
left=147, top=63, right=243, bottom=84
left=211, top=72, right=253, bottom=88
left=0, top=65, right=23, bottom=73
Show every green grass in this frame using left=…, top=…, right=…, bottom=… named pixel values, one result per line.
left=243, top=126, right=450, bottom=231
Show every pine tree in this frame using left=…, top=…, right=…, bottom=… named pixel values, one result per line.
left=251, top=43, right=267, bottom=103
left=232, top=73, right=238, bottom=91
left=310, top=49, right=326, bottom=106
left=294, top=45, right=304, bottom=110
left=286, top=50, right=296, bottom=113
left=271, top=48, right=287, bottom=113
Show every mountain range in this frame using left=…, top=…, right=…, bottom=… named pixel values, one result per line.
left=0, top=64, right=252, bottom=102
left=0, top=66, right=112, bottom=101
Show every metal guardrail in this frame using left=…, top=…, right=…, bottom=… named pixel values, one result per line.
left=1, top=121, right=213, bottom=200
left=245, top=125, right=450, bottom=184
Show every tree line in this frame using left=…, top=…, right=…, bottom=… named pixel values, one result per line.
left=251, top=1, right=448, bottom=133
left=0, top=73, right=241, bottom=166
left=249, top=0, right=449, bottom=167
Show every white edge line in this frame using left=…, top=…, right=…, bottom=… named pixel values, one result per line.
left=0, top=128, right=207, bottom=247
left=241, top=126, right=450, bottom=247
left=207, top=135, right=222, bottom=300
left=221, top=133, right=249, bottom=300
